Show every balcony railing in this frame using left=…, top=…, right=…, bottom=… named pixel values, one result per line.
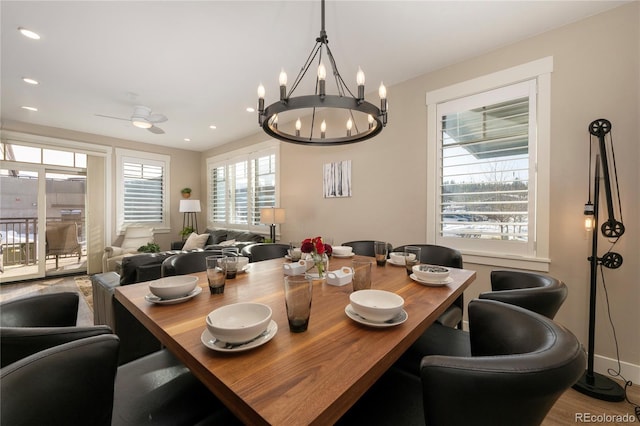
left=0, top=217, right=86, bottom=267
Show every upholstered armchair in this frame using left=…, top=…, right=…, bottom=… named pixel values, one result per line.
left=102, top=226, right=154, bottom=273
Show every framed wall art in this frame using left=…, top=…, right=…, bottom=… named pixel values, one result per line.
left=323, top=160, right=352, bottom=198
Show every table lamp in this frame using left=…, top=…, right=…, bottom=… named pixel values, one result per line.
left=260, top=208, right=286, bottom=242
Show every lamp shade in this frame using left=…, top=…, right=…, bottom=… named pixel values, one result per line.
left=179, top=199, right=201, bottom=213
left=260, top=208, right=286, bottom=224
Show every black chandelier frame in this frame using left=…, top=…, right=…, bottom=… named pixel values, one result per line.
left=258, top=0, right=387, bottom=146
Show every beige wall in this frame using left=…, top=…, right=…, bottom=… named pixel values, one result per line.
left=204, top=3, right=639, bottom=377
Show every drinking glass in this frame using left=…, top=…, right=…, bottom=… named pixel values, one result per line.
left=352, top=259, right=372, bottom=291
left=206, top=255, right=226, bottom=294
left=374, top=241, right=388, bottom=267
left=284, top=275, right=314, bottom=332
left=404, top=246, right=421, bottom=276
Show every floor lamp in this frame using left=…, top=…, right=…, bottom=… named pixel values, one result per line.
left=260, top=208, right=286, bottom=242
left=573, top=119, right=625, bottom=402
left=180, top=199, right=201, bottom=237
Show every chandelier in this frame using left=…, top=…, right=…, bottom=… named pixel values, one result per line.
left=257, top=0, right=388, bottom=146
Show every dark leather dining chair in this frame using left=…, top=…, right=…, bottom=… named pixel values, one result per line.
left=393, top=244, right=464, bottom=329
left=0, top=328, right=239, bottom=426
left=241, top=243, right=289, bottom=262
left=0, top=292, right=79, bottom=327
left=161, top=250, right=212, bottom=276
left=342, top=240, right=393, bottom=258
left=338, top=299, right=586, bottom=426
left=479, top=270, right=568, bottom=319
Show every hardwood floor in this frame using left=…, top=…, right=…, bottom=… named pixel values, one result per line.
left=1, top=276, right=638, bottom=425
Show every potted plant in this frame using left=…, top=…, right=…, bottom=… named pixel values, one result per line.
left=180, top=226, right=195, bottom=240
left=180, top=187, right=192, bottom=198
left=137, top=242, right=160, bottom=253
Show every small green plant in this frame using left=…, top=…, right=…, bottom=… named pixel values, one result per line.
left=180, top=226, right=195, bottom=239
left=180, top=187, right=192, bottom=195
left=138, top=242, right=160, bottom=253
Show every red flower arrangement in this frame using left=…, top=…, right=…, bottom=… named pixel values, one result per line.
left=300, top=236, right=332, bottom=277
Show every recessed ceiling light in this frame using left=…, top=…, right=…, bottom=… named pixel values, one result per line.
left=18, top=27, right=40, bottom=40
left=209, top=125, right=217, bottom=130
left=21, top=106, right=38, bottom=111
left=184, top=138, right=191, bottom=142
left=246, top=107, right=255, bottom=113
left=22, top=77, right=39, bottom=85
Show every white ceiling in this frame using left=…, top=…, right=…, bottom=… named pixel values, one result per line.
left=1, top=1, right=628, bottom=152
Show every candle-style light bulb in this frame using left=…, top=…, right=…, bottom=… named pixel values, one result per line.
left=379, top=82, right=387, bottom=100
left=346, top=118, right=353, bottom=137
left=279, top=69, right=287, bottom=100
left=318, top=63, right=327, bottom=80
left=295, top=118, right=302, bottom=137
left=368, top=114, right=374, bottom=129
left=272, top=114, right=278, bottom=129
left=379, top=82, right=388, bottom=116
left=356, top=67, right=365, bottom=100
left=321, top=120, right=326, bottom=138
left=318, top=62, right=327, bottom=97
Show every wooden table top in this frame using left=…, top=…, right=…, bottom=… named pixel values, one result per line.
left=115, top=255, right=476, bottom=426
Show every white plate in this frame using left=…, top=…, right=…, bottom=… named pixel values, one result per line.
left=201, top=320, right=278, bottom=352
left=410, top=274, right=453, bottom=287
left=332, top=253, right=355, bottom=258
left=145, top=286, right=202, bottom=304
left=345, top=304, right=408, bottom=328
left=386, top=258, right=406, bottom=266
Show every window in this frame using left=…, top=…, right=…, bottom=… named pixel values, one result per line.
left=427, top=58, right=552, bottom=271
left=116, top=149, right=170, bottom=233
left=207, top=141, right=279, bottom=233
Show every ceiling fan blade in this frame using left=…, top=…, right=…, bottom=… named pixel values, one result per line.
left=95, top=113, right=129, bottom=121
left=148, top=113, right=167, bottom=124
left=147, top=125, right=165, bottom=134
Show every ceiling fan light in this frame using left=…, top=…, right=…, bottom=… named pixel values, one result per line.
left=132, top=119, right=152, bottom=129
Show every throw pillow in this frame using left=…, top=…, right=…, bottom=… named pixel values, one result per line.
left=182, top=233, right=210, bottom=250
left=218, top=239, right=237, bottom=247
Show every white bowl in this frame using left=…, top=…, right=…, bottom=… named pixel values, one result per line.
left=412, top=264, right=450, bottom=282
left=349, top=289, right=404, bottom=322
left=148, top=275, right=198, bottom=299
left=389, top=252, right=414, bottom=264
left=236, top=256, right=249, bottom=269
left=206, top=302, right=272, bottom=344
left=332, top=246, right=353, bottom=256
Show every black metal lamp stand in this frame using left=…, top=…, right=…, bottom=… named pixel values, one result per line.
left=572, top=119, right=625, bottom=402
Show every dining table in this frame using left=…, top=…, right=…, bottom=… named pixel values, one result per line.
left=115, top=255, right=476, bottom=426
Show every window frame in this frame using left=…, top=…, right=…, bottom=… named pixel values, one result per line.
left=206, top=140, right=280, bottom=234
left=426, top=57, right=552, bottom=271
left=115, top=148, right=170, bottom=234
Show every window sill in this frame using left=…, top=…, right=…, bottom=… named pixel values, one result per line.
left=461, top=251, right=550, bottom=272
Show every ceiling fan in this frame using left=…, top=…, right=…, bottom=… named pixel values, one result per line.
left=96, top=105, right=167, bottom=134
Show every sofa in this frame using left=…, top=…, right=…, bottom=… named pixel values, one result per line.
left=119, top=228, right=265, bottom=286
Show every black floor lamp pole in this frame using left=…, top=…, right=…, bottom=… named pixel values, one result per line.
left=572, top=121, right=625, bottom=402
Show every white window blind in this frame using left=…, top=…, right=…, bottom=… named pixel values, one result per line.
left=207, top=141, right=279, bottom=232
left=116, top=149, right=170, bottom=233
left=429, top=75, right=548, bottom=264
left=122, top=161, right=164, bottom=223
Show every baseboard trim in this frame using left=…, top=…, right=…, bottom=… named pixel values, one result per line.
left=594, top=353, right=640, bottom=384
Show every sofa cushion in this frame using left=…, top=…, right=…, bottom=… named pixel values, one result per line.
left=182, top=233, right=210, bottom=250
left=205, top=229, right=228, bottom=245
